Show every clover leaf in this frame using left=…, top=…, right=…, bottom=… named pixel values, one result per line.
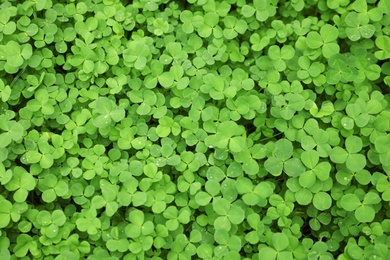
left=2, top=41, right=32, bottom=71
left=241, top=0, right=277, bottom=22
left=258, top=233, right=293, bottom=259
left=306, top=24, right=340, bottom=58
left=35, top=209, right=66, bottom=238
left=340, top=191, right=380, bottom=222
left=265, top=138, right=305, bottom=177
left=0, top=197, right=13, bottom=228
left=214, top=230, right=241, bottom=257
left=330, top=135, right=366, bottom=172
left=223, top=15, right=247, bottom=39
left=376, top=175, right=390, bottom=202
left=197, top=12, right=220, bottom=38
left=299, top=150, right=331, bottom=190
left=345, top=11, right=376, bottom=41
left=313, top=192, right=332, bottom=211
left=156, top=116, right=181, bottom=137
left=212, top=197, right=245, bottom=231
left=5, top=167, right=36, bottom=203
left=91, top=179, right=119, bottom=216
left=375, top=35, right=390, bottom=60
left=75, top=208, right=101, bottom=236
left=268, top=45, right=295, bottom=71
left=37, top=174, right=69, bottom=203
left=204, top=120, right=246, bottom=153
left=163, top=206, right=191, bottom=231
left=0, top=9, right=16, bottom=35
left=12, top=234, right=36, bottom=258
left=0, top=119, right=25, bottom=148
left=89, top=97, right=125, bottom=129
left=236, top=177, right=273, bottom=206
left=200, top=73, right=236, bottom=100
left=374, top=135, right=390, bottom=167
left=125, top=209, right=154, bottom=239
left=123, top=38, right=153, bottom=70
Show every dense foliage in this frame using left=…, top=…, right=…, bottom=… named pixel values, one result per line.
left=1, top=0, right=390, bottom=259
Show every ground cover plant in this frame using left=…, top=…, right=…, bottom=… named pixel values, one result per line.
left=0, top=0, right=390, bottom=259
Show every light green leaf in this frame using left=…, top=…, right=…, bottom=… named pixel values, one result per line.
left=340, top=194, right=361, bottom=211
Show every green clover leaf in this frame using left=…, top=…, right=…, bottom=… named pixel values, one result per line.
left=306, top=24, right=339, bottom=57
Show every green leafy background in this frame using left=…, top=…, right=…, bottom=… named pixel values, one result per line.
left=0, top=0, right=390, bottom=259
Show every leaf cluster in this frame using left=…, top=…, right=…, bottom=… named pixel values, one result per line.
left=0, top=0, right=389, bottom=259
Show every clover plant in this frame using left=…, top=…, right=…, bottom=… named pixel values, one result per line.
left=0, top=0, right=390, bottom=259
